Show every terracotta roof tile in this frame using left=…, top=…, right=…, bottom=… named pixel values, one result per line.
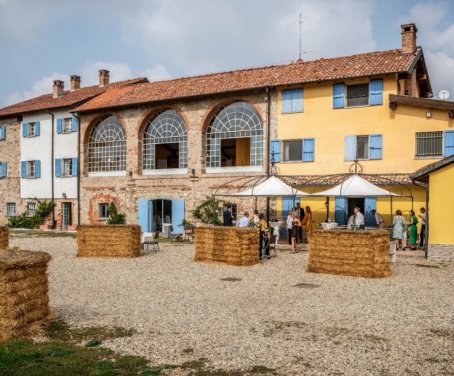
left=74, top=49, right=417, bottom=112
left=0, top=77, right=147, bottom=119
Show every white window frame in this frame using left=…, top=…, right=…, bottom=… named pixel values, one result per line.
left=26, top=161, right=36, bottom=178
left=98, top=203, right=109, bottom=220
left=62, top=158, right=73, bottom=177
left=63, top=118, right=72, bottom=133
left=28, top=122, right=36, bottom=137
left=6, top=202, right=16, bottom=216
left=27, top=202, right=36, bottom=216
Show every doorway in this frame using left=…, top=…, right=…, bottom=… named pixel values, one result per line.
left=62, top=202, right=72, bottom=229
left=137, top=198, right=185, bottom=234
left=347, top=198, right=364, bottom=219
left=151, top=199, right=172, bottom=232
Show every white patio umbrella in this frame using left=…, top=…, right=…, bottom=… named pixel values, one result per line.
left=310, top=174, right=399, bottom=197
left=232, top=175, right=309, bottom=197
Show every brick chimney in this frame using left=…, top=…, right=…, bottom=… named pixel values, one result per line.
left=98, top=69, right=110, bottom=87
left=53, top=80, right=64, bottom=98
left=70, top=75, right=81, bottom=91
left=401, top=23, right=418, bottom=54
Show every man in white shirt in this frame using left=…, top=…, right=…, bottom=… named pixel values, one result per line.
left=236, top=212, right=250, bottom=228
left=371, top=209, right=385, bottom=228
left=354, top=207, right=365, bottom=227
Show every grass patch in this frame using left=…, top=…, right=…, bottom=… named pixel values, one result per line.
left=10, top=229, right=77, bottom=239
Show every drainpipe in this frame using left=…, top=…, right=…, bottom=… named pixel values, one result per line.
left=46, top=110, right=56, bottom=228
left=413, top=180, right=429, bottom=259
left=266, top=87, right=271, bottom=221
left=73, top=113, right=81, bottom=227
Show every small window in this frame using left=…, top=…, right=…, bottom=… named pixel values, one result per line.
left=283, top=140, right=303, bottom=162
left=346, top=83, right=369, bottom=107
left=28, top=122, right=36, bottom=137
left=27, top=161, right=36, bottom=178
left=62, top=159, right=73, bottom=177
left=356, top=136, right=369, bottom=160
left=63, top=118, right=72, bottom=133
left=416, top=132, right=443, bottom=157
left=98, top=203, right=109, bottom=219
left=6, top=203, right=16, bottom=216
left=27, top=202, right=36, bottom=216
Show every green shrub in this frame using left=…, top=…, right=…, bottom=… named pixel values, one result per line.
left=7, top=213, right=39, bottom=229
left=193, top=196, right=225, bottom=225
left=106, top=202, right=126, bottom=224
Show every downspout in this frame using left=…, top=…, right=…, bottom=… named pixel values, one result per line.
left=413, top=180, right=429, bottom=259
left=46, top=110, right=55, bottom=228
left=73, top=113, right=81, bottom=226
left=266, top=87, right=271, bottom=221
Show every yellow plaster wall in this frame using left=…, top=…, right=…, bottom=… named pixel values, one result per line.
left=428, top=164, right=454, bottom=244
left=276, top=76, right=454, bottom=175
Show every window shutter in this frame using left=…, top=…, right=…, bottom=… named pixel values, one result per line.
left=35, top=160, right=41, bottom=178
left=302, top=138, right=315, bottom=162
left=22, top=123, right=28, bottom=138
left=35, top=121, right=40, bottom=136
left=369, top=134, right=383, bottom=159
left=281, top=196, right=295, bottom=218
left=21, top=161, right=26, bottom=178
left=333, top=83, right=345, bottom=108
left=0, top=162, right=6, bottom=177
left=55, top=159, right=62, bottom=177
left=270, top=139, right=281, bottom=163
left=71, top=116, right=78, bottom=132
left=364, top=197, right=377, bottom=226
left=344, top=135, right=357, bottom=161
left=444, top=131, right=454, bottom=157
left=171, top=199, right=185, bottom=235
left=282, top=90, right=293, bottom=113
left=72, top=158, right=78, bottom=176
left=369, top=79, right=383, bottom=105
left=56, top=118, right=63, bottom=134
left=334, top=197, right=348, bottom=225
left=292, top=89, right=303, bottom=112
left=0, top=125, right=5, bottom=140
left=137, top=198, right=150, bottom=232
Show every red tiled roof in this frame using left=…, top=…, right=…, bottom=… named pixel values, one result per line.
left=0, top=78, right=148, bottom=119
left=74, top=49, right=418, bottom=113
left=284, top=173, right=413, bottom=187
left=389, top=94, right=454, bottom=110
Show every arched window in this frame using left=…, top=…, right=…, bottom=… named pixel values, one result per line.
left=88, top=116, right=126, bottom=172
left=206, top=102, right=263, bottom=168
left=142, top=110, right=188, bottom=170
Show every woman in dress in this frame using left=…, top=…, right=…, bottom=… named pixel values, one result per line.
left=286, top=208, right=295, bottom=245
left=301, top=206, right=313, bottom=243
left=392, top=210, right=407, bottom=250
left=257, top=213, right=270, bottom=260
left=407, top=209, right=418, bottom=250
left=290, top=210, right=302, bottom=253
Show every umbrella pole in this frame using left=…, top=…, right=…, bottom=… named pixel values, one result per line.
left=325, top=197, right=330, bottom=222
left=266, top=197, right=270, bottom=222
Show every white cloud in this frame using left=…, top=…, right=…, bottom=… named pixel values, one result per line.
left=79, top=61, right=134, bottom=86
left=141, top=64, right=173, bottom=82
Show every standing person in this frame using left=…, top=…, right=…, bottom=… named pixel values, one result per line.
left=418, top=207, right=427, bottom=248
left=301, top=206, right=313, bottom=238
left=407, top=210, right=418, bottom=250
left=354, top=207, right=365, bottom=228
left=236, top=212, right=250, bottom=228
left=257, top=213, right=270, bottom=260
left=223, top=205, right=233, bottom=226
left=392, top=210, right=407, bottom=250
left=295, top=203, right=305, bottom=242
left=290, top=211, right=302, bottom=253
left=286, top=209, right=294, bottom=245
left=252, top=209, right=260, bottom=228
left=371, top=209, right=385, bottom=229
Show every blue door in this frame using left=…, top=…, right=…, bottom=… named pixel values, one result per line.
left=334, top=197, right=347, bottom=225
left=171, top=199, right=185, bottom=234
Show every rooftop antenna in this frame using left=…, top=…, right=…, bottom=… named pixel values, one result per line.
left=299, top=12, right=303, bottom=61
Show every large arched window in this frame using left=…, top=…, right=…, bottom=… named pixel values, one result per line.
left=206, top=102, right=263, bottom=168
left=142, top=110, right=188, bottom=170
left=88, top=116, right=126, bottom=172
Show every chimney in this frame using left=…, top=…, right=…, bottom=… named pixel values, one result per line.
left=70, top=75, right=81, bottom=91
left=98, top=69, right=110, bottom=87
left=53, top=80, right=64, bottom=98
left=401, top=23, right=418, bottom=54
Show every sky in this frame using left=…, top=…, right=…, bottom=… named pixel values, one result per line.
left=1, top=0, right=454, bottom=107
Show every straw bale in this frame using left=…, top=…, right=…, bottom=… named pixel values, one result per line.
left=307, top=230, right=391, bottom=278
left=77, top=225, right=141, bottom=257
left=195, top=226, right=259, bottom=266
left=0, top=247, right=52, bottom=341
left=0, top=226, right=9, bottom=249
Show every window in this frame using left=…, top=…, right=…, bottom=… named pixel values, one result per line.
left=98, top=203, right=108, bottom=219
left=344, top=135, right=382, bottom=161
left=347, top=84, right=369, bottom=107
left=88, top=116, right=126, bottom=172
left=63, top=118, right=72, bottom=133
left=63, top=159, right=73, bottom=177
left=27, top=202, right=36, bottom=216
left=0, top=162, right=6, bottom=178
left=333, top=80, right=383, bottom=109
left=28, top=122, right=37, bottom=137
left=57, top=117, right=78, bottom=134
left=27, top=161, right=36, bottom=178
left=0, top=125, right=6, bottom=141
left=21, top=160, right=40, bottom=179
left=55, top=158, right=77, bottom=177
left=6, top=203, right=16, bottom=216
left=281, top=139, right=315, bottom=162
left=206, top=102, right=263, bottom=168
left=282, top=89, right=303, bottom=113
left=415, top=132, right=443, bottom=157
left=143, top=110, right=188, bottom=170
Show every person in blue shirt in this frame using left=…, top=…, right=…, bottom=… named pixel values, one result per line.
left=236, top=212, right=250, bottom=228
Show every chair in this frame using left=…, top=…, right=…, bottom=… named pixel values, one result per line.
left=268, top=234, right=278, bottom=257
left=142, top=231, right=160, bottom=252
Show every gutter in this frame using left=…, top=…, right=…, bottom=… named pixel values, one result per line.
left=73, top=113, right=81, bottom=227
left=45, top=110, right=56, bottom=228
left=266, top=87, right=271, bottom=221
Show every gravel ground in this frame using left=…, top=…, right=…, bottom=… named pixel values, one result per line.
left=11, top=236, right=454, bottom=376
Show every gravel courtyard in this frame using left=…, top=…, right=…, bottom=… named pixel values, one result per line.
left=11, top=236, right=454, bottom=376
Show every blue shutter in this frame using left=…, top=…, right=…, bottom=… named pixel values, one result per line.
left=35, top=160, right=41, bottom=178
left=56, top=118, right=63, bottom=134
left=0, top=162, right=6, bottom=177
left=282, top=90, right=292, bottom=113
left=282, top=196, right=295, bottom=218
left=21, top=161, right=26, bottom=178
left=270, top=139, right=281, bottom=163
left=71, top=116, right=78, bottom=132
left=369, top=79, right=383, bottom=105
left=364, top=197, right=377, bottom=226
left=72, top=158, right=78, bottom=176
left=35, top=121, right=40, bottom=136
left=333, top=83, right=345, bottom=108
left=137, top=198, right=150, bottom=232
left=55, top=159, right=62, bottom=177
left=444, top=131, right=454, bottom=157
left=334, top=197, right=347, bottom=225
left=302, top=138, right=315, bottom=162
left=0, top=125, right=5, bottom=140
left=344, top=135, right=357, bottom=161
left=282, top=89, right=303, bottom=113
left=171, top=199, right=185, bottom=234
left=22, top=123, right=28, bottom=138
left=369, top=134, right=383, bottom=159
